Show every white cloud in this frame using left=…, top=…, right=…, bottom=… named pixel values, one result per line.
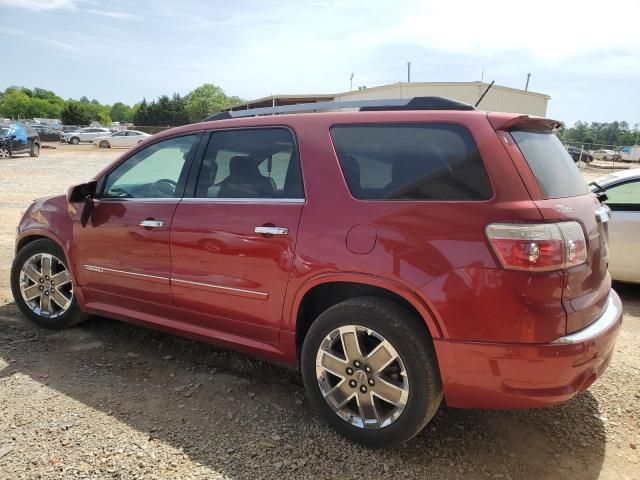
left=0, top=0, right=78, bottom=10
left=85, top=8, right=141, bottom=20
left=0, top=26, right=78, bottom=51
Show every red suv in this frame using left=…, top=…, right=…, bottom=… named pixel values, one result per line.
left=11, top=97, right=622, bottom=447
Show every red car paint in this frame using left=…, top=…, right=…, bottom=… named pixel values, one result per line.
left=15, top=109, right=622, bottom=409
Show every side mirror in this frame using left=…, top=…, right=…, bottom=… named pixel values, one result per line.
left=10, top=134, right=16, bottom=140
left=66, top=181, right=97, bottom=203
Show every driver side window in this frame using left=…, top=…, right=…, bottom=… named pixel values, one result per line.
left=103, top=135, right=197, bottom=199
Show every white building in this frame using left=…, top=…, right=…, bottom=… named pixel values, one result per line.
left=228, top=81, right=550, bottom=117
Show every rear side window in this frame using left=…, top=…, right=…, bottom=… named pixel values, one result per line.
left=195, top=128, right=304, bottom=199
left=511, top=131, right=589, bottom=198
left=330, top=124, right=492, bottom=200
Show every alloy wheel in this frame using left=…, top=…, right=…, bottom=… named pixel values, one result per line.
left=0, top=147, right=10, bottom=158
left=19, top=253, right=73, bottom=319
left=315, top=325, right=409, bottom=429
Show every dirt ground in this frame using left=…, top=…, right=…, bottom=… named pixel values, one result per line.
left=0, top=145, right=638, bottom=480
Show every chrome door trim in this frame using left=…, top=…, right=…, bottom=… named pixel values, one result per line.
left=179, top=198, right=305, bottom=204
left=83, top=265, right=168, bottom=282
left=95, top=198, right=180, bottom=203
left=171, top=278, right=268, bottom=300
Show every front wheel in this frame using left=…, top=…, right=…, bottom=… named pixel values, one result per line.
left=70, top=137, right=80, bottom=145
left=0, top=146, right=10, bottom=158
left=29, top=142, right=40, bottom=157
left=10, top=239, right=88, bottom=329
left=99, top=140, right=110, bottom=148
left=301, top=297, right=442, bottom=448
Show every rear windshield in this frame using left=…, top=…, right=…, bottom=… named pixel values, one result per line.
left=511, top=130, right=588, bottom=198
left=330, top=123, right=492, bottom=200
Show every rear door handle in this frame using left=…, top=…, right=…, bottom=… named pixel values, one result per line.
left=255, top=226, right=288, bottom=235
left=139, top=219, right=164, bottom=228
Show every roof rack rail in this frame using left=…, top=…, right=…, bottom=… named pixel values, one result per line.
left=202, top=96, right=475, bottom=122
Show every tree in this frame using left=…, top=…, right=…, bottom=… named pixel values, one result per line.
left=110, top=102, right=133, bottom=123
left=61, top=102, right=90, bottom=125
left=99, top=110, right=112, bottom=126
left=185, top=83, right=235, bottom=123
left=0, top=90, right=32, bottom=119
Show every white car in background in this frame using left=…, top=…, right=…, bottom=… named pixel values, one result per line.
left=591, top=168, right=640, bottom=283
left=62, top=127, right=112, bottom=145
left=93, top=130, right=150, bottom=148
left=591, top=149, right=621, bottom=161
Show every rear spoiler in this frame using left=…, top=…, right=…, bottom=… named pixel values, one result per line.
left=488, top=113, right=563, bottom=132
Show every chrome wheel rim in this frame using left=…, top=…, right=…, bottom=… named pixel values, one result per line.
left=315, top=325, right=409, bottom=429
left=0, top=147, right=9, bottom=158
left=32, top=145, right=39, bottom=156
left=19, top=253, right=73, bottom=318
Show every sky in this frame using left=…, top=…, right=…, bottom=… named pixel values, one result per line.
left=0, top=0, right=639, bottom=126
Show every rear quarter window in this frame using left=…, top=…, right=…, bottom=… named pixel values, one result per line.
left=511, top=130, right=589, bottom=198
left=330, top=123, right=492, bottom=201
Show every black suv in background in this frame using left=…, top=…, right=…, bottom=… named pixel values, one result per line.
left=566, top=145, right=593, bottom=163
left=0, top=123, right=40, bottom=158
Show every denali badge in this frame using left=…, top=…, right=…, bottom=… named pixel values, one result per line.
left=85, top=265, right=104, bottom=273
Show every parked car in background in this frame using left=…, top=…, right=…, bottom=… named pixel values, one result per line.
left=0, top=122, right=40, bottom=158
left=591, top=169, right=640, bottom=283
left=592, top=149, right=621, bottom=161
left=93, top=130, right=150, bottom=148
left=61, top=127, right=111, bottom=145
left=10, top=97, right=622, bottom=447
left=31, top=125, right=61, bottom=142
left=566, top=145, right=593, bottom=163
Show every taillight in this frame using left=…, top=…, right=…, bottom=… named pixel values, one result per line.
left=486, top=222, right=587, bottom=271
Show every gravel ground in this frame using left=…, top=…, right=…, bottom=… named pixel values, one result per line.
left=0, top=145, right=638, bottom=479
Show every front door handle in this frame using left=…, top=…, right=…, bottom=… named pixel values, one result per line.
left=139, top=219, right=164, bottom=228
left=255, top=226, right=288, bottom=235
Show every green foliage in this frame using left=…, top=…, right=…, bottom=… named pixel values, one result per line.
left=558, top=121, right=640, bottom=148
left=185, top=83, right=237, bottom=123
left=110, top=102, right=134, bottom=123
left=60, top=102, right=90, bottom=125
left=1, top=84, right=243, bottom=126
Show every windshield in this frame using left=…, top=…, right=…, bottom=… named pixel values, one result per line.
left=0, top=127, right=9, bottom=136
left=511, top=130, right=589, bottom=199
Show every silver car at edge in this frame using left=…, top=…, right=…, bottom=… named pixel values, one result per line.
left=591, top=168, right=640, bottom=283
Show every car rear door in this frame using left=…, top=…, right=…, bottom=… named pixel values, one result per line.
left=603, top=177, right=640, bottom=282
left=169, top=127, right=304, bottom=343
left=73, top=133, right=201, bottom=310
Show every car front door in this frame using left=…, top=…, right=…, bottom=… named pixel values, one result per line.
left=9, top=124, right=28, bottom=152
left=170, top=127, right=304, bottom=343
left=605, top=178, right=640, bottom=282
left=110, top=131, right=126, bottom=147
left=73, top=133, right=201, bottom=310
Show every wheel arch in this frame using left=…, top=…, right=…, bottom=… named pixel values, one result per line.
left=15, top=230, right=80, bottom=286
left=291, top=274, right=443, bottom=361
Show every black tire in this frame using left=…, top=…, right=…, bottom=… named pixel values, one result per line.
left=10, top=239, right=88, bottom=329
left=29, top=142, right=40, bottom=157
left=70, top=137, right=80, bottom=145
left=301, top=297, right=442, bottom=448
left=0, top=146, right=10, bottom=159
left=99, top=140, right=110, bottom=148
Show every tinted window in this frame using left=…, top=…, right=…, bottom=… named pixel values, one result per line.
left=605, top=180, right=640, bottom=205
left=330, top=124, right=492, bottom=200
left=511, top=131, right=589, bottom=198
left=103, top=135, right=197, bottom=198
left=195, top=128, right=303, bottom=199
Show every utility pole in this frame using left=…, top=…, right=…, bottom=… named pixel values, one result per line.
left=525, top=73, right=531, bottom=91
left=407, top=62, right=411, bottom=82
left=350, top=73, right=354, bottom=91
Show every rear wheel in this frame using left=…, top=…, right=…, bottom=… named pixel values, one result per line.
left=29, top=142, right=40, bottom=157
left=301, top=297, right=442, bottom=448
left=70, top=137, right=80, bottom=145
left=99, top=140, right=110, bottom=148
left=10, top=239, right=88, bottom=329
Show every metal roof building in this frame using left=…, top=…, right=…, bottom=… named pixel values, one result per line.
left=227, top=81, right=550, bottom=117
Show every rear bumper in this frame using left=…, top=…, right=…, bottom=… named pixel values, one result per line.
left=434, top=290, right=623, bottom=409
